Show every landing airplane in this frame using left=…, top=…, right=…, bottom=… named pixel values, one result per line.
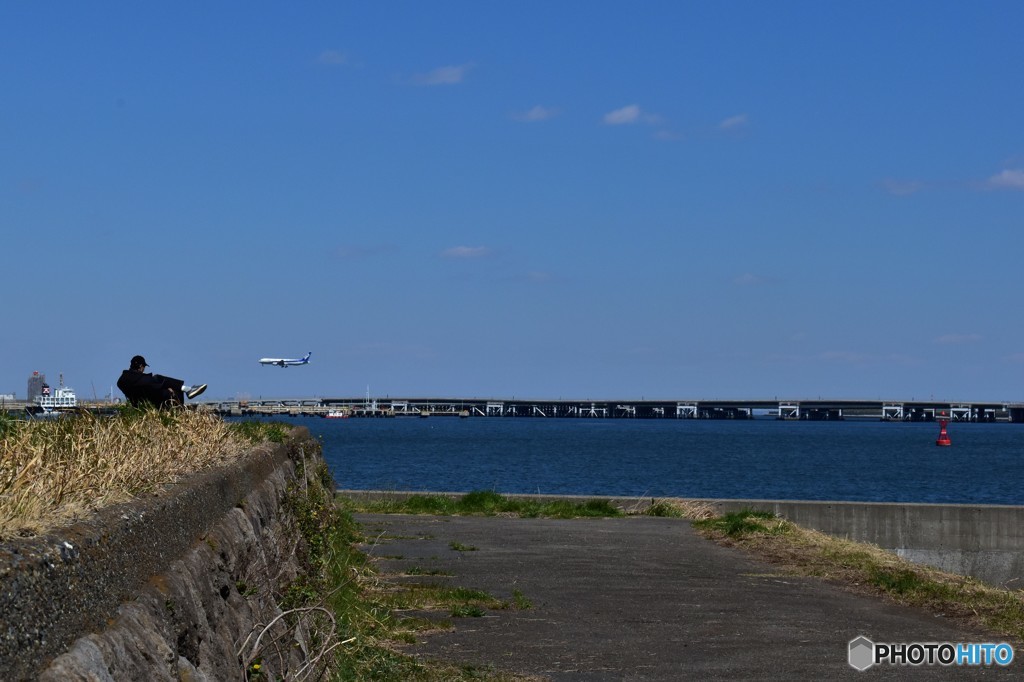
left=258, top=352, right=311, bottom=368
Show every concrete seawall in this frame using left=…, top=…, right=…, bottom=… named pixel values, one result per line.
left=707, top=499, right=1024, bottom=590
left=339, top=490, right=1024, bottom=589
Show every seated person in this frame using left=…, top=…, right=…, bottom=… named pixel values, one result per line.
left=117, top=355, right=207, bottom=408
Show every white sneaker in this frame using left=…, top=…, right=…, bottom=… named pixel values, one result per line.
left=186, top=384, right=207, bottom=400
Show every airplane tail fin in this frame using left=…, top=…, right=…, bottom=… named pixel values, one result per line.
left=303, top=352, right=311, bottom=363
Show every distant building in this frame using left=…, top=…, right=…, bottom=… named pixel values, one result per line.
left=0, top=393, right=14, bottom=402
left=27, top=371, right=46, bottom=403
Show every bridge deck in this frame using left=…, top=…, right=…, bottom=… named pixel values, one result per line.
left=5, top=397, right=1019, bottom=422
left=200, top=397, right=1024, bottom=422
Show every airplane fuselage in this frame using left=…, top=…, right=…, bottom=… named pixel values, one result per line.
left=258, top=352, right=311, bottom=367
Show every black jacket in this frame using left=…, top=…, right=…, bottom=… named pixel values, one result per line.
left=117, top=369, right=184, bottom=407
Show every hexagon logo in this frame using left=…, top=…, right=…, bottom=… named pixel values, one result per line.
left=849, top=636, right=875, bottom=671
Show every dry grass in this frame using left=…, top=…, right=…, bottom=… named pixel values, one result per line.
left=654, top=498, right=717, bottom=520
left=693, top=509, right=1024, bottom=642
left=0, top=408, right=253, bottom=539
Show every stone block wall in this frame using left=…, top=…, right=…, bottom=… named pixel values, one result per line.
left=0, top=427, right=327, bottom=681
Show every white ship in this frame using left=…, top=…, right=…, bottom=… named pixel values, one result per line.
left=34, top=378, right=77, bottom=415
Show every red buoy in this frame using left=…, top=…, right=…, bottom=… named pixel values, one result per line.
left=936, top=418, right=952, bottom=446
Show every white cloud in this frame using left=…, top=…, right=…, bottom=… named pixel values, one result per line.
left=413, top=64, right=472, bottom=86
left=603, top=104, right=666, bottom=127
left=880, top=179, right=925, bottom=196
left=934, top=333, right=983, bottom=345
left=603, top=104, right=641, bottom=125
left=512, top=105, right=558, bottom=122
left=316, top=50, right=347, bottom=65
left=718, top=113, right=748, bottom=130
left=441, top=246, right=491, bottom=259
left=987, top=169, right=1024, bottom=190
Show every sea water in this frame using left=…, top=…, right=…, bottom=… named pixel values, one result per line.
left=251, top=416, right=1024, bottom=504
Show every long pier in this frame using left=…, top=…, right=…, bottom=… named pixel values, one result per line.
left=205, top=397, right=1024, bottom=422
left=6, top=397, right=1020, bottom=422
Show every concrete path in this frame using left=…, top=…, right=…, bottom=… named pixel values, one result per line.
left=356, top=513, right=1018, bottom=681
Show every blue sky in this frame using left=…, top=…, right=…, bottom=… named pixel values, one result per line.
left=2, top=2, right=1021, bottom=402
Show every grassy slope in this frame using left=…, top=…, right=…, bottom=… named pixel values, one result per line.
left=0, top=408, right=287, bottom=538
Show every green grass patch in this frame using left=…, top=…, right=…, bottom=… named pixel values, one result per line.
left=300, top=492, right=531, bottom=680
left=228, top=419, right=290, bottom=444
left=406, top=566, right=453, bottom=577
left=692, top=508, right=792, bottom=537
left=381, top=583, right=508, bottom=613
left=511, top=589, right=532, bottom=610
left=0, top=411, right=18, bottom=438
left=449, top=541, right=478, bottom=552
left=865, top=565, right=962, bottom=602
left=264, top=455, right=487, bottom=679
left=345, top=490, right=626, bottom=519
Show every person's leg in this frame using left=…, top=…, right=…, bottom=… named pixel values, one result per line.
left=136, top=382, right=173, bottom=407
left=154, top=375, right=185, bottom=406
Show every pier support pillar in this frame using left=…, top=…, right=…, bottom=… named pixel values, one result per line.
left=676, top=403, right=698, bottom=419
left=778, top=403, right=800, bottom=420
left=882, top=404, right=904, bottom=421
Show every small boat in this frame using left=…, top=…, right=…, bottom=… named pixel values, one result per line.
left=325, top=409, right=350, bottom=419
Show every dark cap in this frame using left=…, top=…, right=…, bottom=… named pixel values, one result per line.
left=130, top=355, right=148, bottom=370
